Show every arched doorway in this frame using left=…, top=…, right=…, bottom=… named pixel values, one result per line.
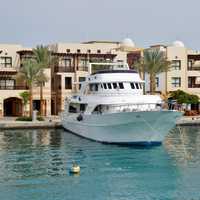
left=4, top=97, right=23, bottom=116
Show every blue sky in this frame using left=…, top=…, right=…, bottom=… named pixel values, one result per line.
left=1, top=0, right=200, bottom=49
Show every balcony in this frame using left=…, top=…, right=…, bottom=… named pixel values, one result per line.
left=54, top=66, right=75, bottom=73
left=188, top=66, right=200, bottom=71
left=0, top=65, right=17, bottom=74
left=0, top=85, right=28, bottom=90
left=77, top=66, right=88, bottom=72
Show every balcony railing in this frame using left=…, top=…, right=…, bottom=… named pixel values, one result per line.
left=54, top=66, right=88, bottom=72
left=77, top=66, right=88, bottom=71
left=0, top=86, right=28, bottom=90
left=0, top=65, right=17, bottom=72
left=188, top=66, right=200, bottom=71
left=54, top=66, right=75, bottom=73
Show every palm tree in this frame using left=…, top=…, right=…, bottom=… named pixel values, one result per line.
left=35, top=69, right=48, bottom=115
left=134, top=49, right=170, bottom=94
left=32, top=45, right=53, bottom=116
left=18, top=60, right=40, bottom=118
left=19, top=91, right=30, bottom=116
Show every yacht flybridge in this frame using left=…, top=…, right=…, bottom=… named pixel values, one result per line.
left=61, top=62, right=182, bottom=145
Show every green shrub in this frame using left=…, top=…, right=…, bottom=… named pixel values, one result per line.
left=16, top=116, right=32, bottom=121
left=37, top=116, right=45, bottom=121
left=16, top=116, right=45, bottom=121
left=170, top=90, right=199, bottom=104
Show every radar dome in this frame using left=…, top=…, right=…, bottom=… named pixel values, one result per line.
left=172, top=40, right=185, bottom=47
left=121, top=38, right=135, bottom=48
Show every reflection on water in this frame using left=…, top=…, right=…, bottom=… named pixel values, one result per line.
left=0, top=128, right=199, bottom=199
left=165, top=126, right=200, bottom=166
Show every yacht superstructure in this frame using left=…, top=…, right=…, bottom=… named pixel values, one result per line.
left=61, top=63, right=182, bottom=145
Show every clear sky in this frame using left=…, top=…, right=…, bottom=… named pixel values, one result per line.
left=1, top=0, right=200, bottom=49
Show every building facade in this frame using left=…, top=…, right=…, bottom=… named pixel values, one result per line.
left=0, top=44, right=51, bottom=117
left=0, top=39, right=142, bottom=117
left=49, top=39, right=142, bottom=114
left=145, top=41, right=200, bottom=98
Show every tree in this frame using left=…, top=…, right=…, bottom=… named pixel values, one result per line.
left=19, top=91, right=30, bottom=116
left=33, top=45, right=52, bottom=116
left=35, top=69, right=49, bottom=115
left=132, top=57, right=144, bottom=80
left=134, top=49, right=171, bottom=94
left=170, top=90, right=199, bottom=104
left=18, top=60, right=41, bottom=118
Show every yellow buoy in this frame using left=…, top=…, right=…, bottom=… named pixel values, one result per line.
left=70, top=163, right=80, bottom=174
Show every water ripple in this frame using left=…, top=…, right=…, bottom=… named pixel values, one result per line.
left=0, top=128, right=199, bottom=200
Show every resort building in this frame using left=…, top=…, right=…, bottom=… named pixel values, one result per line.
left=3, top=39, right=200, bottom=116
left=145, top=41, right=200, bottom=98
left=0, top=44, right=51, bottom=117
left=49, top=39, right=142, bottom=114
left=0, top=39, right=142, bottom=117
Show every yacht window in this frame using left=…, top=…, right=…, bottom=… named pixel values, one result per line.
left=89, top=83, right=98, bottom=91
left=107, top=83, right=112, bottom=89
left=130, top=82, right=135, bottom=89
left=95, top=84, right=98, bottom=91
left=69, top=103, right=87, bottom=113
left=80, top=104, right=87, bottom=112
left=113, top=82, right=117, bottom=89
left=119, top=82, right=124, bottom=89
left=89, top=84, right=94, bottom=91
left=92, top=105, right=103, bottom=114
left=69, top=103, right=78, bottom=113
left=135, top=83, right=139, bottom=89
left=100, top=84, right=103, bottom=89
left=103, top=83, right=107, bottom=89
left=139, top=83, right=142, bottom=89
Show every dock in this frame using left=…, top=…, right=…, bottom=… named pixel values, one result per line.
left=176, top=116, right=200, bottom=126
left=0, top=117, right=62, bottom=129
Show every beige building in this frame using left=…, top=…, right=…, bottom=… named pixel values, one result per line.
left=0, top=44, right=51, bottom=117
left=49, top=39, right=142, bottom=114
left=145, top=41, right=200, bottom=98
left=0, top=39, right=142, bottom=117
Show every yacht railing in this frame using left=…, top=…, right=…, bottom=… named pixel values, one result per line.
left=92, top=103, right=163, bottom=115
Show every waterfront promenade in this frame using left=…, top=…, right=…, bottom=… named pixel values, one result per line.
left=0, top=116, right=61, bottom=129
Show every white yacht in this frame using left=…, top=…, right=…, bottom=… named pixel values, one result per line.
left=61, top=63, right=182, bottom=145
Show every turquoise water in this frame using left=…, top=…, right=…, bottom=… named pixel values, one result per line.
left=0, top=127, right=200, bottom=200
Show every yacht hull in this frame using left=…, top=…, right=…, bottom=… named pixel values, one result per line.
left=61, top=111, right=182, bottom=145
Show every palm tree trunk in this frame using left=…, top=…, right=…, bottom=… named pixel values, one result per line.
left=29, top=85, right=33, bottom=118
left=40, top=84, right=43, bottom=116
left=150, top=73, right=156, bottom=95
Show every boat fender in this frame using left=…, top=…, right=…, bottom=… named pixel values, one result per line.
left=77, top=114, right=83, bottom=121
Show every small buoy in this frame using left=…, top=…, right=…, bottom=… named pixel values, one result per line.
left=70, top=163, right=80, bottom=174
